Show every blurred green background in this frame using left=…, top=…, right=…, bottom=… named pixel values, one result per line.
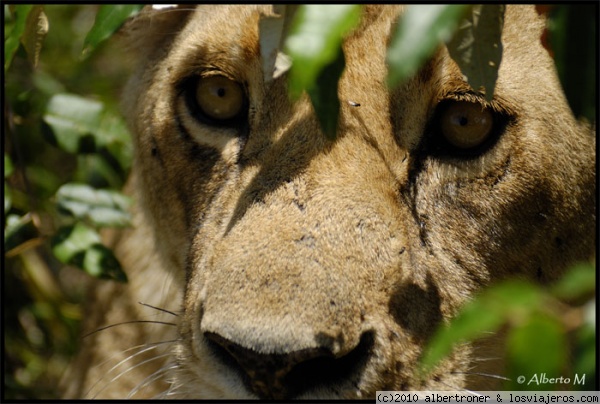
left=4, top=5, right=134, bottom=399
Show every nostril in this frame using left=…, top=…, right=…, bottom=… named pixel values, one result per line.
left=204, top=331, right=374, bottom=399
left=284, top=331, right=374, bottom=396
left=205, top=332, right=330, bottom=398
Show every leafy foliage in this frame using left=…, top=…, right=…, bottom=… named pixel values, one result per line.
left=285, top=5, right=361, bottom=98
left=82, top=5, right=143, bottom=57
left=420, top=263, right=596, bottom=390
left=55, top=183, right=131, bottom=228
left=387, top=5, right=470, bottom=88
left=285, top=4, right=596, bottom=135
left=51, top=222, right=127, bottom=282
left=285, top=4, right=361, bottom=139
left=4, top=5, right=35, bottom=71
left=4, top=5, right=134, bottom=398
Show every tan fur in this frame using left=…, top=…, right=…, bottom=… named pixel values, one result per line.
left=61, top=5, right=595, bottom=399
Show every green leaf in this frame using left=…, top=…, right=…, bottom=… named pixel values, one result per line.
left=4, top=5, right=33, bottom=72
left=573, top=305, right=596, bottom=390
left=51, top=222, right=100, bottom=263
left=43, top=93, right=131, bottom=187
left=387, top=5, right=470, bottom=88
left=82, top=5, right=144, bottom=57
left=285, top=5, right=360, bottom=140
left=83, top=244, right=128, bottom=282
left=43, top=93, right=131, bottom=161
left=419, top=291, right=504, bottom=375
left=420, top=280, right=543, bottom=376
left=43, top=93, right=103, bottom=153
left=506, top=315, right=566, bottom=390
left=51, top=222, right=127, bottom=282
left=447, top=5, right=505, bottom=100
left=285, top=5, right=361, bottom=99
left=485, top=280, right=543, bottom=314
left=552, top=262, right=595, bottom=300
left=55, top=183, right=132, bottom=228
left=96, top=108, right=133, bottom=172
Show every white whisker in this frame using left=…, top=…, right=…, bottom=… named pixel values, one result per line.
left=85, top=340, right=177, bottom=398
left=452, top=371, right=510, bottom=381
left=128, top=362, right=179, bottom=398
left=91, top=351, right=174, bottom=399
left=153, top=369, right=185, bottom=399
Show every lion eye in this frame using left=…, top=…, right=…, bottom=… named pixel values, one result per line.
left=192, top=76, right=246, bottom=122
left=439, top=101, right=494, bottom=149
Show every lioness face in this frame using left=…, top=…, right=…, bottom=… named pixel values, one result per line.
left=116, top=4, right=594, bottom=399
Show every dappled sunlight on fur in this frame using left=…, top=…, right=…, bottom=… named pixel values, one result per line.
left=61, top=5, right=595, bottom=399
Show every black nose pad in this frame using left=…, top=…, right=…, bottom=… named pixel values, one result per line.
left=204, top=331, right=374, bottom=399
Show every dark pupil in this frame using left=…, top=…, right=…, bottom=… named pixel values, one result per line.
left=458, top=116, right=468, bottom=126
left=217, top=87, right=226, bottom=97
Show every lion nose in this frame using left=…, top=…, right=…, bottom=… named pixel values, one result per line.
left=204, top=330, right=374, bottom=399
